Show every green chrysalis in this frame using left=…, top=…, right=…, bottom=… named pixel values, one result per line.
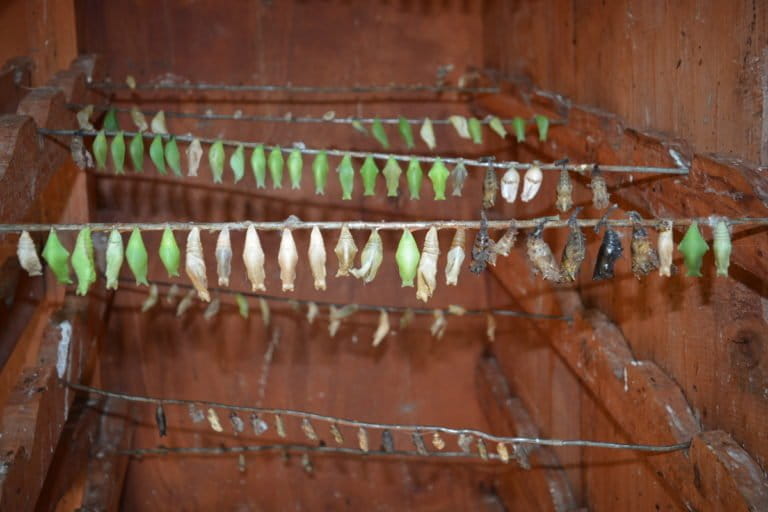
left=382, top=157, right=402, bottom=197
left=105, top=229, right=124, bottom=290
left=488, top=117, right=507, bottom=139
left=230, top=144, right=245, bottom=183
left=268, top=147, right=284, bottom=189
left=150, top=135, right=166, bottom=174
left=406, top=159, right=423, bottom=200
left=165, top=137, right=182, bottom=176
left=158, top=227, right=180, bottom=277
left=428, top=158, right=450, bottom=200
left=71, top=228, right=95, bottom=296
left=512, top=117, right=526, bottom=142
left=209, top=140, right=225, bottom=183
left=359, top=156, right=379, bottom=196
left=103, top=108, right=119, bottom=132
left=125, top=228, right=149, bottom=286
left=535, top=115, right=549, bottom=142
left=129, top=133, right=144, bottom=172
left=398, top=117, right=415, bottom=149
left=251, top=145, right=266, bottom=188
left=468, top=117, right=483, bottom=144
left=110, top=131, right=125, bottom=174
left=395, top=229, right=420, bottom=287
left=371, top=118, right=389, bottom=149
left=677, top=221, right=709, bottom=277
left=41, top=229, right=72, bottom=284
left=288, top=149, right=302, bottom=189
left=338, top=153, right=354, bottom=200
left=235, top=293, right=249, bottom=319
left=713, top=220, right=732, bottom=277
left=93, top=130, right=108, bottom=170
left=312, top=151, right=329, bottom=195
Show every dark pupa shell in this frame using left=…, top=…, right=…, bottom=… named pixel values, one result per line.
left=559, top=209, right=586, bottom=282
left=555, top=168, right=573, bottom=212
left=470, top=210, right=493, bottom=274
left=482, top=167, right=498, bottom=209
left=526, top=222, right=560, bottom=282
left=592, top=210, right=623, bottom=280
left=155, top=405, right=167, bottom=437
left=629, top=212, right=659, bottom=278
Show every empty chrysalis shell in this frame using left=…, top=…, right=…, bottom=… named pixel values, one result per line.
left=559, top=209, right=586, bottom=282
left=71, top=228, right=96, bottom=296
left=629, top=212, right=659, bottom=278
left=357, top=427, right=370, bottom=452
left=274, top=414, right=286, bottom=438
left=445, top=228, right=466, bottom=286
left=301, top=418, right=318, bottom=442
left=526, top=222, right=561, bottom=282
left=186, top=139, right=203, bottom=177
left=329, top=423, right=344, bottom=444
left=512, top=117, right=526, bottom=142
left=243, top=225, right=266, bottom=291
left=130, top=106, right=147, bottom=132
left=371, top=118, right=389, bottom=149
left=104, top=229, right=124, bottom=290
left=206, top=408, right=223, bottom=433
left=350, top=229, right=383, bottom=283
left=158, top=227, right=181, bottom=277
left=488, top=116, right=507, bottom=139
left=521, top=165, right=543, bottom=202
left=208, top=141, right=225, bottom=183
left=382, top=429, right=395, bottom=452
left=76, top=105, right=94, bottom=130
left=259, top=298, right=270, bottom=327
left=306, top=301, right=319, bottom=324
left=449, top=115, right=470, bottom=139
left=110, top=132, right=126, bottom=174
left=416, top=227, right=439, bottom=302
left=657, top=221, right=675, bottom=277
left=457, top=433, right=473, bottom=454
left=482, top=167, right=498, bottom=209
left=406, top=159, right=423, bottom=200
left=150, top=110, right=167, bottom=134
left=203, top=297, right=220, bottom=321
left=497, top=442, right=510, bottom=463
left=278, top=228, right=298, bottom=292
left=251, top=145, right=267, bottom=188
left=359, top=156, right=379, bottom=196
left=141, top=283, right=159, bottom=313
left=470, top=210, right=493, bottom=274
left=308, top=226, right=327, bottom=291
left=451, top=160, right=468, bottom=197
left=427, top=159, right=449, bottom=200
left=17, top=231, right=42, bottom=277
left=126, top=228, right=149, bottom=286
left=468, top=117, right=483, bottom=144
left=590, top=168, right=610, bottom=209
left=430, top=310, right=447, bottom=339
left=155, top=404, right=167, bottom=437
left=338, top=153, right=354, bottom=200
left=185, top=227, right=210, bottom=301
left=678, top=221, right=709, bottom=277
left=334, top=225, right=358, bottom=277
left=329, top=304, right=357, bottom=337
left=713, top=220, right=732, bottom=277
left=42, top=230, right=71, bottom=284
left=448, top=304, right=466, bottom=316
left=149, top=135, right=166, bottom=174
left=412, top=432, right=428, bottom=455
left=382, top=157, right=402, bottom=197
left=312, top=151, right=329, bottom=195
left=488, top=225, right=518, bottom=266
left=592, top=211, right=624, bottom=281
left=70, top=136, right=91, bottom=170
left=398, top=117, right=415, bottom=149
left=486, top=314, right=496, bottom=342
left=535, top=114, right=549, bottom=141
left=235, top=293, right=249, bottom=319
left=215, top=228, right=232, bottom=286
left=165, top=137, right=182, bottom=176
left=500, top=168, right=520, bottom=203
left=129, top=133, right=144, bottom=172
left=288, top=149, right=303, bottom=189
left=396, top=229, right=420, bottom=287
left=372, top=309, right=390, bottom=347
left=268, top=147, right=284, bottom=188
left=230, top=144, right=245, bottom=183
left=476, top=438, right=488, bottom=460
left=420, top=118, right=436, bottom=150
left=555, top=169, right=573, bottom=212
left=176, top=289, right=195, bottom=317
left=432, top=432, right=446, bottom=450
left=93, top=130, right=107, bottom=170
left=400, top=308, right=415, bottom=329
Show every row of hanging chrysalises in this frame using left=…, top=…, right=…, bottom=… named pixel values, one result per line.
left=15, top=211, right=733, bottom=302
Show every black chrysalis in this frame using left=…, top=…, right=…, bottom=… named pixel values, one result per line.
left=470, top=210, right=494, bottom=274
left=559, top=207, right=586, bottom=282
left=592, top=206, right=623, bottom=280
left=629, top=211, right=659, bottom=278
left=155, top=404, right=167, bottom=437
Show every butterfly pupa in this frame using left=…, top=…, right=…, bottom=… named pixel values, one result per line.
left=203, top=297, right=220, bottom=321
left=306, top=301, right=319, bottom=324
left=130, top=106, right=147, bottom=132
left=470, top=210, right=493, bottom=274
left=230, top=412, right=245, bottom=434
left=251, top=414, right=269, bottom=435
left=71, top=228, right=96, bottom=296
left=534, top=114, right=549, bottom=141
left=274, top=414, right=286, bottom=438
left=678, top=221, right=709, bottom=277
left=110, top=131, right=126, bottom=174
left=592, top=206, right=623, bottom=281
left=338, top=153, right=355, bottom=200
left=500, top=167, right=520, bottom=203
left=176, top=289, right=196, bottom=317
left=713, top=219, right=732, bottom=277
left=445, top=228, right=466, bottom=286
left=235, top=293, right=249, bottom=319
left=430, top=310, right=447, bottom=339
left=657, top=220, right=675, bottom=277
left=482, top=167, right=498, bottom=209
left=165, top=137, right=182, bottom=176
left=328, top=304, right=357, bottom=337
left=215, top=228, right=232, bottom=286
left=398, top=117, right=415, bottom=149
left=497, top=442, right=510, bottom=463
left=468, top=117, right=483, bottom=144
left=149, top=135, right=166, bottom=174
left=382, top=429, right=395, bottom=453
left=185, top=227, right=210, bottom=302
left=629, top=212, right=659, bottom=278
left=359, top=156, right=379, bottom=196
left=350, top=229, right=383, bottom=283
left=559, top=208, right=586, bottom=282
left=301, top=418, right=318, bottom=442
left=488, top=225, right=517, bottom=266
left=206, top=408, right=223, bottom=432
left=230, top=144, right=245, bottom=183
left=17, top=231, right=42, bottom=277
left=308, top=226, right=327, bottom=291
left=400, top=308, right=415, bottom=329
left=371, top=118, right=389, bottom=149
left=104, top=229, right=124, bottom=289
left=312, top=150, right=329, bottom=195
left=555, top=168, right=573, bottom=212
left=357, top=427, right=370, bottom=452
left=420, top=118, right=436, bottom=150
left=243, top=225, right=266, bottom=291
left=416, top=227, right=439, bottom=302
left=449, top=115, right=470, bottom=139
left=259, top=298, right=270, bottom=327
left=287, top=149, right=303, bottom=189
left=526, top=221, right=560, bottom=282
left=396, top=229, right=420, bottom=287
left=457, top=433, right=473, bottom=454
left=268, top=147, right=285, bottom=189
left=488, top=116, right=507, bottom=139
left=521, top=164, right=543, bottom=202
left=251, top=145, right=267, bottom=188
left=278, top=227, right=299, bottom=292
left=476, top=438, right=488, bottom=460
left=150, top=110, right=167, bottom=134
left=129, top=133, right=144, bottom=172
left=406, top=159, right=423, bottom=200
left=186, top=139, right=203, bottom=177
left=428, top=159, right=449, bottom=200
left=159, top=227, right=181, bottom=277
left=103, top=109, right=118, bottom=130
left=126, top=228, right=149, bottom=286
left=329, top=423, right=344, bottom=444
left=448, top=304, right=466, bottom=316
left=351, top=119, right=367, bottom=135
left=70, top=136, right=91, bottom=170
left=155, top=405, right=167, bottom=437
left=372, top=309, right=390, bottom=347
left=486, top=314, right=496, bottom=342
left=208, top=140, right=225, bottom=183
left=412, top=432, right=428, bottom=455
left=166, top=283, right=179, bottom=304
left=93, top=130, right=107, bottom=170
left=125, top=75, right=136, bottom=89
left=334, top=225, right=358, bottom=277
left=432, top=432, right=446, bottom=450
left=450, top=160, right=468, bottom=197
left=76, top=105, right=94, bottom=130
left=141, top=284, right=159, bottom=312
left=590, top=166, right=610, bottom=209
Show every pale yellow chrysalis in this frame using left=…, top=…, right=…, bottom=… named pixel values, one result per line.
left=430, top=310, right=447, bottom=339
left=76, top=105, right=94, bottom=130
left=274, top=414, right=286, bottom=438
left=126, top=75, right=136, bottom=89
left=486, top=314, right=496, bottom=342
left=259, top=298, right=270, bottom=327
left=130, top=106, right=148, bottom=132
left=447, top=304, right=466, bottom=315
left=243, top=225, right=266, bottom=291
left=301, top=418, right=318, bottom=441
left=432, top=432, right=445, bottom=450
left=215, top=228, right=232, bottom=286
left=206, top=408, right=223, bottom=432
left=350, top=229, right=383, bottom=283
left=17, top=231, right=42, bottom=276
left=334, top=225, right=358, bottom=277
left=449, top=115, right=470, bottom=139
left=357, top=427, right=369, bottom=452
left=497, top=442, right=510, bottom=463
left=203, top=297, right=220, bottom=321
left=445, top=228, right=466, bottom=286
left=477, top=439, right=488, bottom=460
left=420, top=118, right=436, bottom=150
left=141, top=283, right=159, bottom=312
left=330, top=423, right=344, bottom=444
left=416, top=227, right=439, bottom=303
left=185, top=227, right=210, bottom=302
left=658, top=221, right=674, bottom=277
left=186, top=138, right=203, bottom=177
left=308, top=226, right=327, bottom=291
left=176, top=289, right=196, bottom=317
left=150, top=110, right=168, bottom=134
left=372, top=309, right=390, bottom=347
left=306, top=301, right=319, bottom=324
left=278, top=228, right=298, bottom=292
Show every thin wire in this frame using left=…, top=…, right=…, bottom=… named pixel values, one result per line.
left=38, top=128, right=689, bottom=174
left=117, top=277, right=572, bottom=322
left=88, top=81, right=501, bottom=94
left=67, top=381, right=691, bottom=454
left=2, top=216, right=764, bottom=234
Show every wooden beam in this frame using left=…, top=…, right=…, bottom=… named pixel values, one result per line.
left=0, top=57, right=32, bottom=114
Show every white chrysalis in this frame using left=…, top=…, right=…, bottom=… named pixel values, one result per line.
left=243, top=225, right=266, bottom=291
left=76, top=105, right=94, bottom=130
left=150, top=110, right=168, bottom=134
left=500, top=168, right=520, bottom=203
left=278, top=228, right=298, bottom=292
left=372, top=309, right=390, bottom=347
left=17, top=231, right=42, bottom=276
left=658, top=221, right=674, bottom=277
left=130, top=106, right=148, bottom=132
left=445, top=228, right=466, bottom=286
left=308, top=227, right=327, bottom=291
left=350, top=229, right=383, bottom=283
left=497, top=442, right=510, bottom=463
left=215, top=228, right=232, bottom=287
left=306, top=301, right=319, bottom=324
left=449, top=115, right=470, bottom=139
left=420, top=118, right=436, bottom=150
left=521, top=165, right=543, bottom=202
left=416, top=227, right=439, bottom=303
left=185, top=227, right=210, bottom=302
left=432, top=432, right=446, bottom=450
left=186, top=138, right=203, bottom=177
left=206, top=408, right=223, bottom=432
left=430, top=310, right=447, bottom=339
left=357, top=427, right=370, bottom=452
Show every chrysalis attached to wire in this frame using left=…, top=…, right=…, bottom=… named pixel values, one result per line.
left=470, top=210, right=493, bottom=274
left=382, top=429, right=395, bottom=453
left=274, top=414, right=286, bottom=438
left=629, top=212, right=659, bottom=278
left=208, top=140, right=225, bottom=183
left=206, top=408, right=223, bottom=433
left=158, top=227, right=180, bottom=278
left=308, top=226, right=327, bottom=290
left=155, top=405, right=167, bottom=437
left=306, top=302, right=319, bottom=324
left=42, top=229, right=71, bottom=284
left=406, top=159, right=423, bottom=200
left=428, top=159, right=449, bottom=200
left=482, top=166, right=498, bottom=209
left=430, top=310, right=447, bottom=339
left=412, top=432, right=428, bottom=455
left=416, top=227, right=440, bottom=302
left=678, top=221, right=709, bottom=277
left=268, top=147, right=284, bottom=189
left=334, top=225, right=358, bottom=277
left=395, top=229, right=420, bottom=287
left=350, top=229, right=383, bottom=283
left=278, top=223, right=299, bottom=292
left=382, top=157, right=401, bottom=197
left=457, top=433, right=473, bottom=454
left=215, top=228, right=232, bottom=286
left=488, top=224, right=517, bottom=266
left=360, top=156, right=379, bottom=196
left=535, top=114, right=549, bottom=141
left=141, top=284, right=158, bottom=312
left=432, top=432, right=446, bottom=450
left=450, top=160, right=468, bottom=197
left=526, top=220, right=560, bottom=282
left=288, top=149, right=302, bottom=189
left=176, top=289, right=195, bottom=317
left=165, top=137, right=182, bottom=176
left=149, top=135, right=166, bottom=175
left=104, top=229, right=123, bottom=290
left=488, top=116, right=507, bottom=139
left=312, top=150, right=329, bottom=194
left=166, top=283, right=179, bottom=305
left=449, top=115, right=470, bottom=139
left=129, top=106, right=147, bottom=132
left=186, top=138, right=202, bottom=177
left=371, top=118, right=389, bottom=149
left=713, top=219, right=732, bottom=277
left=150, top=110, right=167, bottom=134
left=235, top=293, right=249, bottom=319
left=555, top=168, right=573, bottom=212
left=229, top=144, right=245, bottom=183
left=93, top=130, right=107, bottom=171
left=398, top=117, right=415, bottom=149
left=357, top=427, right=370, bottom=452
left=521, top=164, right=543, bottom=202
left=497, top=442, right=510, bottom=463
left=500, top=167, right=520, bottom=203
left=125, top=228, right=148, bottom=286
left=259, top=298, right=270, bottom=327
left=400, top=308, right=414, bottom=329
left=243, top=225, right=266, bottom=291
left=468, top=117, right=483, bottom=144
left=592, top=206, right=623, bottom=281
left=420, top=118, right=436, bottom=150
left=250, top=414, right=268, bottom=435
left=486, top=314, right=496, bottom=342
left=129, top=133, right=144, bottom=172
left=559, top=208, right=586, bottom=282
left=76, top=105, right=94, bottom=130
left=230, top=412, right=245, bottom=434
left=590, top=165, right=610, bottom=210
left=203, top=297, right=220, bottom=321
left=329, top=423, right=344, bottom=444
left=338, top=153, right=354, bottom=200
left=301, top=418, right=318, bottom=442
left=372, top=309, right=390, bottom=347
left=110, top=131, right=125, bottom=174
left=445, top=228, right=466, bottom=286
left=17, top=231, right=42, bottom=277
left=512, top=117, right=526, bottom=142
left=657, top=220, right=675, bottom=277
left=328, top=304, right=357, bottom=337
left=476, top=438, right=488, bottom=460
left=72, top=228, right=96, bottom=296
left=251, top=145, right=267, bottom=188
left=185, top=227, right=210, bottom=301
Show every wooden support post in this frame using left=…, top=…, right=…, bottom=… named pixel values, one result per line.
left=0, top=57, right=32, bottom=114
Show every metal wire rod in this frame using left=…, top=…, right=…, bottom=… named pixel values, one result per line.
left=66, top=381, right=691, bottom=454
left=2, top=216, right=763, bottom=234
left=117, top=277, right=571, bottom=322
left=37, top=128, right=689, bottom=174
left=88, top=81, right=500, bottom=95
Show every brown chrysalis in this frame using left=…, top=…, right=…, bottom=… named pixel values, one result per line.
left=559, top=207, right=586, bottom=282
left=155, top=404, right=167, bottom=437
left=526, top=220, right=561, bottom=282
left=629, top=211, right=659, bottom=278
left=470, top=210, right=493, bottom=274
